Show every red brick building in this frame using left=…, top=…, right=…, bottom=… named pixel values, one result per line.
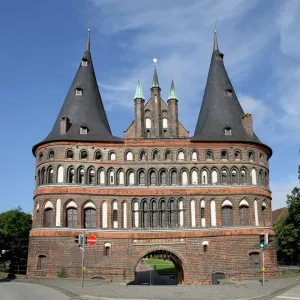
left=27, top=28, right=277, bottom=284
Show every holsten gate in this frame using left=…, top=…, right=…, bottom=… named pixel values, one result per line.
left=27, top=28, right=277, bottom=285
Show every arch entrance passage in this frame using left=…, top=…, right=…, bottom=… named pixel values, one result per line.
left=135, top=250, right=184, bottom=285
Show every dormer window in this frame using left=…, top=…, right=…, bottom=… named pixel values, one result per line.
left=225, top=88, right=233, bottom=97
left=224, top=126, right=232, bottom=135
left=218, top=52, right=224, bottom=61
left=81, top=59, right=88, bottom=67
left=76, top=87, right=83, bottom=96
left=80, top=124, right=88, bottom=134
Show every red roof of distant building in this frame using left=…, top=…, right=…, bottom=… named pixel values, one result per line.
left=272, top=207, right=288, bottom=225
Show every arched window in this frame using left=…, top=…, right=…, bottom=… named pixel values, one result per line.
left=206, top=150, right=213, bottom=160
left=265, top=171, right=268, bottom=187
left=221, top=150, right=228, bottom=160
left=66, top=150, right=73, bottom=159
left=160, top=171, right=166, bottom=185
left=249, top=151, right=254, bottom=162
left=68, top=168, right=75, bottom=184
left=109, top=170, right=115, bottom=185
left=163, top=118, right=168, bottom=129
left=109, top=152, right=116, bottom=161
left=210, top=200, right=216, bottom=226
left=169, top=200, right=175, bottom=227
left=49, top=150, right=55, bottom=159
left=191, top=200, right=196, bottom=227
left=84, top=208, right=96, bottom=228
left=48, top=168, right=53, bottom=184
left=171, top=170, right=177, bottom=185
left=133, top=201, right=139, bottom=228
left=140, top=151, right=146, bottom=161
left=151, top=200, right=157, bottom=228
left=37, top=170, right=40, bottom=186
left=145, top=118, right=151, bottom=129
left=201, top=170, right=208, bottom=185
left=212, top=170, right=218, bottom=185
left=178, top=151, right=185, bottom=160
left=249, top=252, right=260, bottom=271
left=150, top=171, right=156, bottom=185
left=57, top=166, right=64, bottom=183
left=126, top=151, right=133, bottom=161
left=39, top=152, right=43, bottom=162
left=241, top=169, right=246, bottom=184
left=102, top=202, right=108, bottom=228
left=191, top=170, right=198, bottom=185
left=88, top=169, right=95, bottom=184
left=192, top=151, right=198, bottom=161
left=254, top=199, right=259, bottom=226
left=67, top=208, right=77, bottom=228
left=142, top=201, right=148, bottom=228
left=200, top=200, right=205, bottom=227
left=139, top=171, right=145, bottom=185
left=153, top=150, right=159, bottom=160
left=99, top=169, right=105, bottom=185
left=41, top=168, right=46, bottom=184
left=234, top=150, right=241, bottom=160
left=178, top=200, right=184, bottom=227
left=78, top=168, right=85, bottom=184
left=181, top=170, right=188, bottom=185
left=128, top=171, right=134, bottom=185
left=165, top=150, right=171, bottom=161
left=160, top=200, right=166, bottom=227
left=258, top=170, right=263, bottom=186
left=112, top=201, right=118, bottom=229
left=122, top=202, right=127, bottom=229
left=221, top=170, right=228, bottom=185
left=44, top=208, right=53, bottom=227
left=80, top=150, right=88, bottom=160
left=239, top=204, right=249, bottom=226
left=118, top=170, right=124, bottom=185
left=260, top=153, right=264, bottom=163
left=95, top=151, right=102, bottom=160
left=222, top=204, right=233, bottom=226
left=251, top=168, right=257, bottom=185
left=231, top=170, right=237, bottom=184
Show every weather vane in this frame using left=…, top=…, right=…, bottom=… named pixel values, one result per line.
left=214, top=20, right=218, bottom=33
left=153, top=58, right=158, bottom=66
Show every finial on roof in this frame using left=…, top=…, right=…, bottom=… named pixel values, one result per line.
left=86, top=21, right=91, bottom=52
left=168, top=78, right=177, bottom=100
left=134, top=77, right=144, bottom=99
left=214, top=20, right=219, bottom=51
left=151, top=58, right=160, bottom=88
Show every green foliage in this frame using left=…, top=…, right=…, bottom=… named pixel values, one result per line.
left=57, top=268, right=67, bottom=278
left=275, top=185, right=300, bottom=260
left=0, top=207, right=32, bottom=271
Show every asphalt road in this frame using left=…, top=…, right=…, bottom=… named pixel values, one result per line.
left=1, top=282, right=70, bottom=300
left=271, top=284, right=300, bottom=300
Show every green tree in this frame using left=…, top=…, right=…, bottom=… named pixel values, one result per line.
left=275, top=187, right=300, bottom=262
left=0, top=207, right=32, bottom=272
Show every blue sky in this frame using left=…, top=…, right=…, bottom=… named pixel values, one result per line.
left=0, top=0, right=299, bottom=213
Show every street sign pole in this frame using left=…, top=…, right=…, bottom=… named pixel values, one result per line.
left=262, top=249, right=265, bottom=287
left=81, top=232, right=85, bottom=288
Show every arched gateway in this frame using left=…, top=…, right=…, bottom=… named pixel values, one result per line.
left=134, top=249, right=184, bottom=285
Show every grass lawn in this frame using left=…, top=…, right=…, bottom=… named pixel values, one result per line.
left=144, top=258, right=176, bottom=275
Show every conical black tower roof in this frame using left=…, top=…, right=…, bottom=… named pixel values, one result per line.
left=192, top=30, right=266, bottom=147
left=33, top=29, right=120, bottom=153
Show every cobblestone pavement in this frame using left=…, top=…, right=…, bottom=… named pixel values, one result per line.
left=15, top=276, right=300, bottom=300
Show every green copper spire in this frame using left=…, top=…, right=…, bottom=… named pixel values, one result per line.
left=151, top=67, right=160, bottom=88
left=168, top=78, right=177, bottom=100
left=134, top=78, right=144, bottom=99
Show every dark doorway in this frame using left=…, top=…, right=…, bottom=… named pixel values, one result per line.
left=135, top=250, right=184, bottom=285
left=212, top=272, right=226, bottom=285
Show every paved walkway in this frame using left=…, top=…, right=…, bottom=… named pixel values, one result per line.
left=14, top=276, right=300, bottom=300
left=271, top=283, right=300, bottom=300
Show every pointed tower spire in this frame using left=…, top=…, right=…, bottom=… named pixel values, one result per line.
left=134, top=78, right=144, bottom=99
left=192, top=28, right=263, bottom=145
left=151, top=66, right=160, bottom=88
left=213, top=21, right=219, bottom=51
left=33, top=29, right=119, bottom=152
left=86, top=26, right=91, bottom=52
left=168, top=78, right=177, bottom=100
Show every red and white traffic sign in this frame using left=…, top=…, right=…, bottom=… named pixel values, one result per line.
left=87, top=235, right=96, bottom=246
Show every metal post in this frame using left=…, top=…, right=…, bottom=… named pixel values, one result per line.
left=81, top=232, right=85, bottom=288
left=262, top=249, right=265, bottom=287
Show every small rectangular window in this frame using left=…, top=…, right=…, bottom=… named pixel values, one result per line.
left=201, top=207, right=205, bottom=218
left=76, top=89, right=83, bottom=96
left=80, top=127, right=88, bottom=134
left=81, top=60, right=88, bottom=67
left=110, top=175, right=114, bottom=184
left=225, top=128, right=232, bottom=135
